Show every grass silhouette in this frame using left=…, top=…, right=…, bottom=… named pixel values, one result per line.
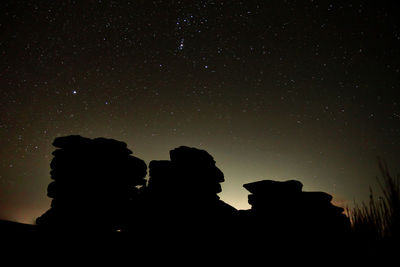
left=348, top=158, right=399, bottom=260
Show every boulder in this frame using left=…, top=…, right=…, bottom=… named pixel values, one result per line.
left=36, top=135, right=147, bottom=232
left=243, top=180, right=303, bottom=195
left=145, top=146, right=236, bottom=227
left=242, top=179, right=351, bottom=243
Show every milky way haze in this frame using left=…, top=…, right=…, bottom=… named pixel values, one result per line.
left=1, top=1, right=399, bottom=223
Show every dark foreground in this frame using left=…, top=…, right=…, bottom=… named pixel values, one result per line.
left=1, top=136, right=396, bottom=264
left=1, top=219, right=395, bottom=265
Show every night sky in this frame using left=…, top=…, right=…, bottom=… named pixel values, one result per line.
left=1, top=1, right=399, bottom=224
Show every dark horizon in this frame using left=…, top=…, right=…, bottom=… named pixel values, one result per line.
left=3, top=135, right=397, bottom=264
left=1, top=135, right=353, bottom=262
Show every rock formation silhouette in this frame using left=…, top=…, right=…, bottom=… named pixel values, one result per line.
left=142, top=146, right=237, bottom=235
left=32, top=135, right=351, bottom=257
left=239, top=179, right=351, bottom=254
left=35, top=135, right=147, bottom=232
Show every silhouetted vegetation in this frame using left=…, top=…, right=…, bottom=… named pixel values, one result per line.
left=349, top=159, right=399, bottom=259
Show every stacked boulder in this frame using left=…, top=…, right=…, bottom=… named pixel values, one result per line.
left=144, top=146, right=236, bottom=232
left=36, top=135, right=147, bottom=232
left=242, top=180, right=350, bottom=243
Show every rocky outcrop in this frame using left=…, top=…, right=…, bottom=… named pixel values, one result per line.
left=36, top=135, right=147, bottom=232
left=34, top=135, right=351, bottom=253
left=143, top=146, right=236, bottom=232
left=241, top=179, right=351, bottom=242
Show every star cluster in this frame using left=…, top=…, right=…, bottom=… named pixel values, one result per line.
left=1, top=1, right=399, bottom=223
